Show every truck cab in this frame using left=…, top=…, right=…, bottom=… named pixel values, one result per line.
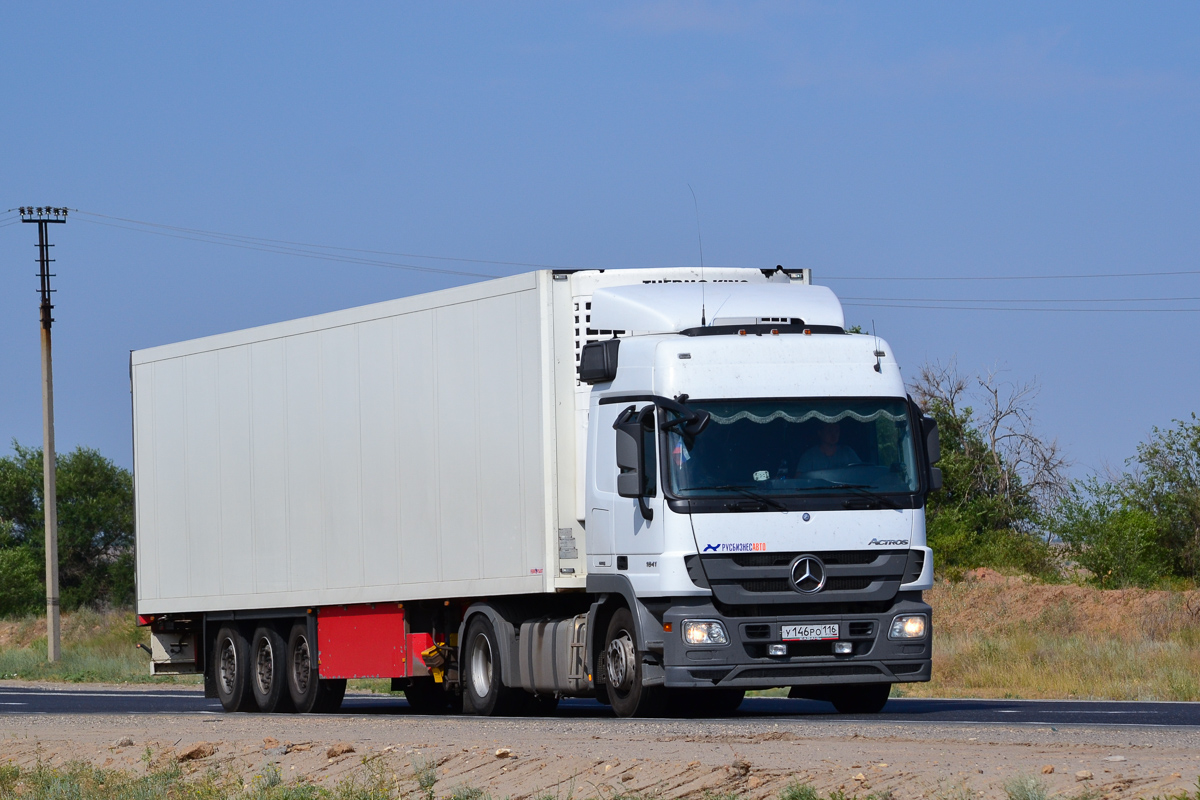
left=578, top=281, right=938, bottom=716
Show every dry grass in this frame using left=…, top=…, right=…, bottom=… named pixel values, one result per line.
left=0, top=607, right=198, bottom=684
left=898, top=570, right=1200, bottom=701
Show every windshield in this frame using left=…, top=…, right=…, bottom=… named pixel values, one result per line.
left=665, top=398, right=919, bottom=497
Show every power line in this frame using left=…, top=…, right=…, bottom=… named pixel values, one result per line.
left=843, top=302, right=1200, bottom=312
left=828, top=269, right=1200, bottom=281
left=841, top=295, right=1200, bottom=303
left=75, top=217, right=499, bottom=279
left=50, top=209, right=1200, bottom=285
left=74, top=210, right=580, bottom=271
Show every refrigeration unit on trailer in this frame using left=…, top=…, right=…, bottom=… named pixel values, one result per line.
left=132, top=266, right=940, bottom=717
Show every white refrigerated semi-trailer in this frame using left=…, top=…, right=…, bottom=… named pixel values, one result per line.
left=133, top=266, right=939, bottom=717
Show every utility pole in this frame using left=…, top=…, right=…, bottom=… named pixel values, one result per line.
left=19, top=206, right=66, bottom=662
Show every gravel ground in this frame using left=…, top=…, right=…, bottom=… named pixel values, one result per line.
left=3, top=695, right=1199, bottom=799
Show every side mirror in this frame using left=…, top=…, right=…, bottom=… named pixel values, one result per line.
left=921, top=416, right=940, bottom=464
left=614, top=405, right=655, bottom=520
left=928, top=467, right=943, bottom=491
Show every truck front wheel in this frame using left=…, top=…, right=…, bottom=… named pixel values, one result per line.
left=603, top=607, right=664, bottom=718
left=214, top=626, right=254, bottom=712
left=461, top=615, right=521, bottom=716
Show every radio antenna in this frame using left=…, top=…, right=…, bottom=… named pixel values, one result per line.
left=687, top=183, right=706, bottom=325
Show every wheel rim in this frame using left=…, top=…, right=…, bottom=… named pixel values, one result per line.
left=218, top=637, right=237, bottom=696
left=291, top=637, right=311, bottom=696
left=254, top=636, right=274, bottom=696
left=606, top=629, right=636, bottom=693
left=469, top=632, right=493, bottom=699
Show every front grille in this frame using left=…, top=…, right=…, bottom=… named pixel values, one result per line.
left=741, top=579, right=791, bottom=593
left=739, top=664, right=881, bottom=680
left=827, top=576, right=873, bottom=591
left=731, top=550, right=896, bottom=568
left=717, top=599, right=897, bottom=617
left=703, top=549, right=908, bottom=607
left=729, top=575, right=875, bottom=594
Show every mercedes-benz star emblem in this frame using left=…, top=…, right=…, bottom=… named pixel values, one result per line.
left=790, top=555, right=827, bottom=594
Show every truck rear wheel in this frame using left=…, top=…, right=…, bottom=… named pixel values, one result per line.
left=603, top=607, right=664, bottom=718
left=461, top=615, right=521, bottom=716
left=286, top=623, right=345, bottom=713
left=214, top=626, right=254, bottom=712
left=250, top=627, right=292, bottom=713
left=830, top=683, right=891, bottom=714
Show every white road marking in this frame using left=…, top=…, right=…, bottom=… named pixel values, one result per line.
left=0, top=691, right=201, bottom=699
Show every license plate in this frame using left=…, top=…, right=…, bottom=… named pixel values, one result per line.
left=781, top=623, right=839, bottom=641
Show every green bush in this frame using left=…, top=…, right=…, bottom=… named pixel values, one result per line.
left=0, top=535, right=42, bottom=617
left=1125, top=413, right=1200, bottom=579
left=0, top=441, right=133, bottom=610
left=1050, top=480, right=1170, bottom=588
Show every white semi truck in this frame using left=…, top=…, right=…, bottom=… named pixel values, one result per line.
left=132, top=267, right=940, bottom=717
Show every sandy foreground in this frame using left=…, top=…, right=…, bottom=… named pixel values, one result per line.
left=1, top=688, right=1198, bottom=799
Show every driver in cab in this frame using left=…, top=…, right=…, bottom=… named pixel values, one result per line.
left=796, top=421, right=861, bottom=472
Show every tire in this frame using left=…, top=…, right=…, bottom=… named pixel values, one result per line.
left=286, top=622, right=344, bottom=713
left=830, top=683, right=891, bottom=714
left=461, top=615, right=521, bottom=716
left=404, top=676, right=450, bottom=714
left=250, top=627, right=292, bottom=713
left=666, top=688, right=745, bottom=718
left=213, top=626, right=255, bottom=712
left=603, top=607, right=664, bottom=718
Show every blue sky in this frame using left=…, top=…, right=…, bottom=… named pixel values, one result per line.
left=2, top=2, right=1198, bottom=477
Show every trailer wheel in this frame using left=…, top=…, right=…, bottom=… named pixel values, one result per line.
left=286, top=623, right=344, bottom=713
left=603, top=607, right=664, bottom=718
left=214, top=626, right=255, bottom=712
left=830, top=683, right=891, bottom=714
left=250, top=627, right=292, bottom=713
left=461, top=615, right=520, bottom=716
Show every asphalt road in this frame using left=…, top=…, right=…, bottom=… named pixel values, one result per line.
left=1, top=686, right=1197, bottom=727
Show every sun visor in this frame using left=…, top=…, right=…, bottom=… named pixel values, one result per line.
left=590, top=283, right=845, bottom=332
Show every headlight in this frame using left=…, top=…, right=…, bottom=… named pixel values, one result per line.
left=889, top=614, right=927, bottom=639
left=682, top=620, right=729, bottom=646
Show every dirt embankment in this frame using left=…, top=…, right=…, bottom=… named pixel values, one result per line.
left=2, top=709, right=1198, bottom=800
left=930, top=569, right=1200, bottom=640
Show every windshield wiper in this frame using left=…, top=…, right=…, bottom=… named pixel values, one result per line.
left=783, top=483, right=903, bottom=509
left=706, top=485, right=789, bottom=512
left=838, top=485, right=902, bottom=510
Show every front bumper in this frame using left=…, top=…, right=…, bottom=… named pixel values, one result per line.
left=660, top=595, right=932, bottom=689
